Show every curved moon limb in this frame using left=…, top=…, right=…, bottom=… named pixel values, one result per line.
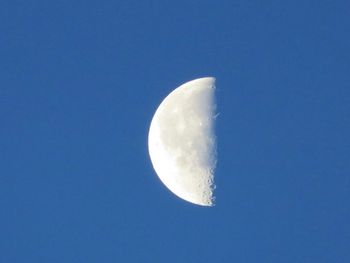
left=148, top=77, right=217, bottom=206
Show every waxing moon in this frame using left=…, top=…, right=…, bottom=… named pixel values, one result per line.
left=148, top=77, right=217, bottom=206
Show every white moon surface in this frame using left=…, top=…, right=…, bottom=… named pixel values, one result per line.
left=148, top=77, right=217, bottom=206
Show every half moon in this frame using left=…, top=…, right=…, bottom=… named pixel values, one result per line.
left=148, top=77, right=217, bottom=206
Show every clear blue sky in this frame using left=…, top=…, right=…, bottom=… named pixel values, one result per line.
left=1, top=1, right=349, bottom=262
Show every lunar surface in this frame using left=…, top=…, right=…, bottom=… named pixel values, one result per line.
left=148, top=77, right=217, bottom=206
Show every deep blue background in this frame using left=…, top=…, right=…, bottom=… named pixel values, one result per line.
left=1, top=1, right=349, bottom=262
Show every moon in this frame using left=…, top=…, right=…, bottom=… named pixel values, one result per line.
left=148, top=77, right=217, bottom=206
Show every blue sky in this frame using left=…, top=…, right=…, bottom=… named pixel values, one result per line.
left=1, top=0, right=349, bottom=262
